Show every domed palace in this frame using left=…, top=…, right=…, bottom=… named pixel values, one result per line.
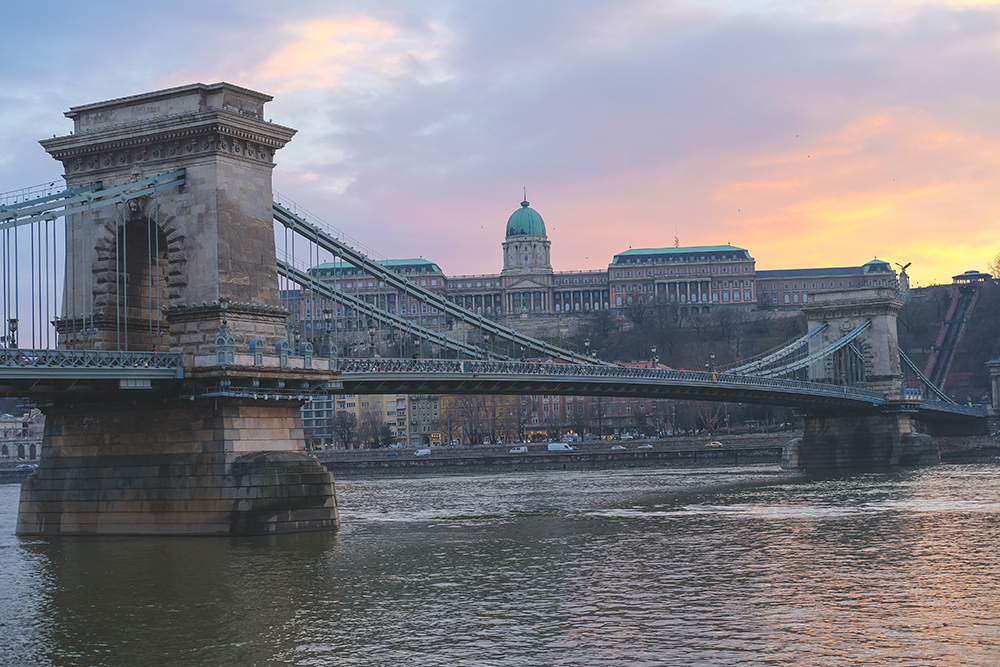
left=297, top=196, right=899, bottom=342
left=500, top=199, right=554, bottom=314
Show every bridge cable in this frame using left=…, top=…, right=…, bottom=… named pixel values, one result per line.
left=278, top=259, right=499, bottom=360
left=273, top=202, right=606, bottom=366
left=726, top=323, right=828, bottom=375
left=755, top=319, right=872, bottom=379
left=899, top=350, right=954, bottom=404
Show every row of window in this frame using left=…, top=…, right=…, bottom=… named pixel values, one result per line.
left=553, top=276, right=608, bottom=285
left=613, top=280, right=752, bottom=293
left=760, top=279, right=887, bottom=292
left=613, top=265, right=752, bottom=279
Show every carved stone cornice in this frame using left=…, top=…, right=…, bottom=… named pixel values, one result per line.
left=165, top=301, right=288, bottom=324
left=39, top=83, right=296, bottom=177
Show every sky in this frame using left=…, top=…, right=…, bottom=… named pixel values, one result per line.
left=2, top=0, right=1000, bottom=288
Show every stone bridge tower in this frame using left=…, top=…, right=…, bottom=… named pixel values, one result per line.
left=17, top=84, right=339, bottom=536
left=786, top=286, right=937, bottom=469
left=802, top=286, right=903, bottom=397
left=41, top=83, right=292, bottom=359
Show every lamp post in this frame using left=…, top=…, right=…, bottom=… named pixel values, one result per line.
left=293, top=328, right=301, bottom=354
left=651, top=344, right=657, bottom=369
left=321, top=309, right=337, bottom=362
left=584, top=338, right=590, bottom=359
left=367, top=320, right=376, bottom=358
left=710, top=353, right=716, bottom=373
left=79, top=326, right=98, bottom=350
left=2, top=318, right=17, bottom=349
left=482, top=331, right=490, bottom=360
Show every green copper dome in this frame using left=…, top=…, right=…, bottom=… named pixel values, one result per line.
left=505, top=200, right=546, bottom=237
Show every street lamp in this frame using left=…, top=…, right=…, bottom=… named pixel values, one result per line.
left=3, top=318, right=17, bottom=349
left=321, top=309, right=336, bottom=361
left=367, top=320, right=376, bottom=357
left=584, top=338, right=590, bottom=358
left=710, top=352, right=716, bottom=373
left=79, top=326, right=98, bottom=350
left=482, top=331, right=491, bottom=360
left=651, top=345, right=657, bottom=368
left=218, top=297, right=230, bottom=325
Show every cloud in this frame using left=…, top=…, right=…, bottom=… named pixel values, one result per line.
left=2, top=0, right=1000, bottom=290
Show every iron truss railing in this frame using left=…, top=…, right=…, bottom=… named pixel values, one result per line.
left=182, top=378, right=335, bottom=402
left=274, top=202, right=607, bottom=366
left=0, top=349, right=182, bottom=378
left=0, top=170, right=185, bottom=231
left=918, top=400, right=985, bottom=417
left=338, top=357, right=887, bottom=403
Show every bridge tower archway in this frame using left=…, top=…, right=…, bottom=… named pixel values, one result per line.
left=105, top=206, right=171, bottom=351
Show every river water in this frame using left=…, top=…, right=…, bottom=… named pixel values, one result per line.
left=2, top=462, right=1000, bottom=666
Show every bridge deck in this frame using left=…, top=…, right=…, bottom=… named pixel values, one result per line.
left=338, top=358, right=888, bottom=412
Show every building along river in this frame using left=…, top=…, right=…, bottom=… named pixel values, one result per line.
left=2, top=461, right=1000, bottom=666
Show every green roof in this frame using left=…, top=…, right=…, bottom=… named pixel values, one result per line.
left=862, top=258, right=892, bottom=273
left=506, top=200, right=546, bottom=237
left=612, top=245, right=750, bottom=264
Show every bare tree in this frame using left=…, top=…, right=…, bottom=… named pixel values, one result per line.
left=333, top=411, right=358, bottom=450
left=988, top=252, right=1000, bottom=279
left=359, top=404, right=386, bottom=448
left=456, top=395, right=487, bottom=445
left=625, top=302, right=650, bottom=329
left=713, top=308, right=751, bottom=359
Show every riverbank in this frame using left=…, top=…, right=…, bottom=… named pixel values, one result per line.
left=318, top=432, right=1000, bottom=475
left=318, top=432, right=792, bottom=475
left=1, top=433, right=994, bottom=484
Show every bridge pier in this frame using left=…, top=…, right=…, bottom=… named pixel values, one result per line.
left=783, top=406, right=939, bottom=469
left=17, top=396, right=338, bottom=535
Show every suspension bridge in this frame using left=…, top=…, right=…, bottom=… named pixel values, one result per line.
left=0, top=82, right=986, bottom=536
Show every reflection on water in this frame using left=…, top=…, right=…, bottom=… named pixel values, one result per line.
left=3, top=463, right=1000, bottom=666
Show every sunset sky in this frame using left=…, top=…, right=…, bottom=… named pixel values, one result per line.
left=3, top=0, right=999, bottom=288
